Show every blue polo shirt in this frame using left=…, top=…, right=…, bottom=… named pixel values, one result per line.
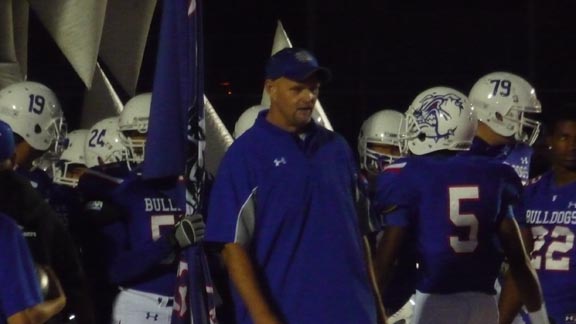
left=206, top=112, right=376, bottom=324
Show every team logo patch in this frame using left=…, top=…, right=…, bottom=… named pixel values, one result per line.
left=295, top=51, right=314, bottom=63
left=413, top=93, right=464, bottom=142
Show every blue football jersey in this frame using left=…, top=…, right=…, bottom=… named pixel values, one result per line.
left=102, top=173, right=181, bottom=296
left=520, top=172, right=576, bottom=323
left=375, top=154, right=522, bottom=294
left=78, top=164, right=184, bottom=296
left=0, top=212, right=42, bottom=323
left=466, top=137, right=533, bottom=185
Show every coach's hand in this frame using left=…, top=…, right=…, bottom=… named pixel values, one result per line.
left=173, top=213, right=205, bottom=248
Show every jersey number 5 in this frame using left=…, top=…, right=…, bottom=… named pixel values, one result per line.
left=449, top=186, right=479, bottom=253
left=151, top=215, right=176, bottom=240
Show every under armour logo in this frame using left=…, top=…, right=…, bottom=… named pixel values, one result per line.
left=568, top=201, right=576, bottom=208
left=521, top=157, right=529, bottom=164
left=273, top=157, right=286, bottom=167
left=145, top=312, right=159, bottom=321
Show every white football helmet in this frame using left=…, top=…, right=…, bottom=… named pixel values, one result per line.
left=405, top=87, right=477, bottom=155
left=233, top=105, right=267, bottom=138
left=469, top=72, right=541, bottom=145
left=85, top=117, right=128, bottom=168
left=358, top=109, right=406, bottom=173
left=52, top=129, right=88, bottom=187
left=119, top=93, right=151, bottom=165
left=0, top=81, right=66, bottom=151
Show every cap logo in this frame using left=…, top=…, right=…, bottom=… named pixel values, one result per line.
left=295, top=51, right=314, bottom=63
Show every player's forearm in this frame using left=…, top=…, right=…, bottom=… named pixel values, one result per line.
left=24, top=296, right=67, bottom=324
left=507, top=259, right=544, bottom=312
left=363, top=237, right=387, bottom=324
left=221, top=243, right=282, bottom=324
left=373, top=225, right=405, bottom=288
left=7, top=312, right=34, bottom=324
left=498, top=270, right=525, bottom=324
left=23, top=266, right=67, bottom=324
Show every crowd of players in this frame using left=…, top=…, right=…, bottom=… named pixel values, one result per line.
left=0, top=84, right=203, bottom=324
left=0, top=68, right=574, bottom=324
left=354, top=72, right=575, bottom=324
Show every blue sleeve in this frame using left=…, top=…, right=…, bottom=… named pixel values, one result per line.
left=373, top=163, right=417, bottom=228
left=385, top=207, right=412, bottom=227
left=205, top=143, right=256, bottom=245
left=0, top=215, right=42, bottom=318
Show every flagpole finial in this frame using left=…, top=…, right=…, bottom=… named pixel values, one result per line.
left=188, top=0, right=196, bottom=15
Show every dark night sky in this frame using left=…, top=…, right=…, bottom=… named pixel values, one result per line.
left=27, top=0, right=576, bottom=149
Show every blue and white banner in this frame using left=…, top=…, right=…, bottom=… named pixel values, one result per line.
left=143, top=0, right=214, bottom=323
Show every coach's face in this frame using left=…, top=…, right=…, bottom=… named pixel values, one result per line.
left=549, top=120, right=576, bottom=171
left=265, top=76, right=320, bottom=133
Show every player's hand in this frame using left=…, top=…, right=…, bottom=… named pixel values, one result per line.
left=173, top=213, right=205, bottom=248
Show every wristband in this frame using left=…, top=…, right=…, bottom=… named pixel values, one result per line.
left=528, top=304, right=549, bottom=324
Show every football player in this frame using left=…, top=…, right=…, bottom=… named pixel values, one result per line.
left=358, top=109, right=406, bottom=179
left=0, top=82, right=93, bottom=324
left=467, top=72, right=542, bottom=185
left=357, top=109, right=416, bottom=322
left=77, top=94, right=204, bottom=324
left=75, top=116, right=130, bottom=324
left=467, top=72, right=543, bottom=324
left=47, top=130, right=89, bottom=237
left=501, top=106, right=576, bottom=324
left=0, top=81, right=66, bottom=194
left=373, top=87, right=548, bottom=324
left=0, top=119, right=66, bottom=324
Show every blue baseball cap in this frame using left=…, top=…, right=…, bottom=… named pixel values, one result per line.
left=265, top=47, right=331, bottom=82
left=0, top=120, right=15, bottom=160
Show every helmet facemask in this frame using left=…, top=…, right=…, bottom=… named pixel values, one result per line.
left=363, top=142, right=403, bottom=174
left=52, top=161, right=85, bottom=187
left=120, top=129, right=147, bottom=166
left=118, top=93, right=151, bottom=168
left=52, top=129, right=88, bottom=186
